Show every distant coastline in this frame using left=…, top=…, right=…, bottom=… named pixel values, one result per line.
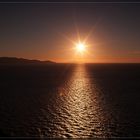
left=0, top=57, right=55, bottom=65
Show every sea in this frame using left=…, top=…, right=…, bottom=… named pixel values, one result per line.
left=0, top=63, right=140, bottom=138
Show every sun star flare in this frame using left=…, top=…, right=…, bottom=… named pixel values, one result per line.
left=75, top=42, right=86, bottom=54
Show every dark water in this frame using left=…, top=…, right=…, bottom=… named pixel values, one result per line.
left=0, top=63, right=140, bottom=138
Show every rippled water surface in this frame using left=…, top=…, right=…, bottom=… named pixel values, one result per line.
left=0, top=64, right=140, bottom=138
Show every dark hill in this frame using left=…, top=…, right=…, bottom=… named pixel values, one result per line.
left=0, top=57, right=55, bottom=65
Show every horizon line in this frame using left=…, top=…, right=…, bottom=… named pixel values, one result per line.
left=0, top=56, right=140, bottom=64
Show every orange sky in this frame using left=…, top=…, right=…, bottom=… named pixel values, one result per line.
left=0, top=3, right=140, bottom=63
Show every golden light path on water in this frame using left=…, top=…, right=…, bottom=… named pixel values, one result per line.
left=54, top=64, right=106, bottom=138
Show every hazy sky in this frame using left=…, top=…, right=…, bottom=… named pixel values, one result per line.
left=0, top=2, right=140, bottom=63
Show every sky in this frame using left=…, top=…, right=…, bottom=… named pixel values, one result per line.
left=0, top=2, right=140, bottom=63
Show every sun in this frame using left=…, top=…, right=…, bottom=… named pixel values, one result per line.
left=76, top=42, right=86, bottom=53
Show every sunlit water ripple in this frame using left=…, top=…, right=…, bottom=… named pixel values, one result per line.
left=0, top=64, right=140, bottom=138
left=48, top=65, right=105, bottom=138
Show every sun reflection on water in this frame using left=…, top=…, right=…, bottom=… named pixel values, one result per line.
left=57, top=64, right=105, bottom=138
